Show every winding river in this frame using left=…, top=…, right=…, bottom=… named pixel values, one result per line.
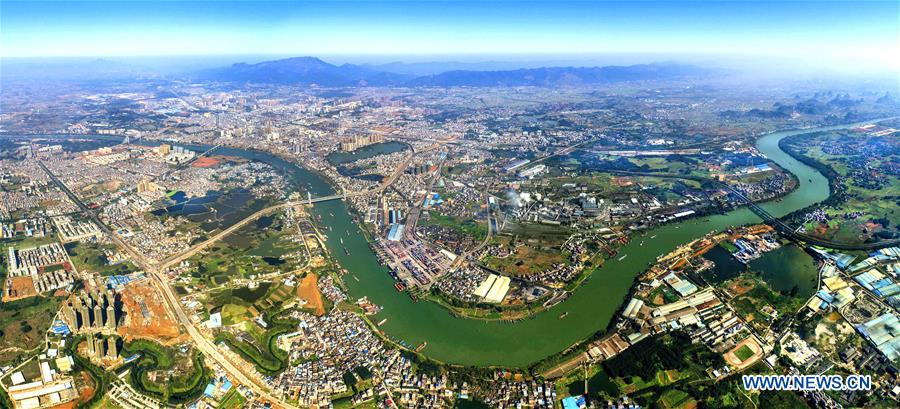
left=310, top=125, right=833, bottom=368
left=11, top=120, right=871, bottom=367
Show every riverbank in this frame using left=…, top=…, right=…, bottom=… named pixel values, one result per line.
left=16, top=120, right=873, bottom=367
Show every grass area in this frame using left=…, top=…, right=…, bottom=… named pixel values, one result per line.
left=123, top=339, right=211, bottom=404
left=560, top=365, right=619, bottom=399
left=220, top=303, right=251, bottom=326
left=217, top=388, right=247, bottom=409
left=786, top=131, right=900, bottom=242
left=2, top=235, right=57, bottom=250
left=734, top=345, right=755, bottom=362
left=657, top=389, right=696, bottom=409
left=421, top=213, right=487, bottom=242
left=719, top=241, right=739, bottom=253
left=189, top=212, right=305, bottom=285
left=603, top=333, right=723, bottom=396
left=645, top=285, right=680, bottom=306
left=214, top=315, right=297, bottom=376
left=482, top=244, right=570, bottom=276
left=64, top=241, right=138, bottom=276
left=730, top=271, right=807, bottom=333
left=0, top=295, right=64, bottom=363
left=205, top=281, right=300, bottom=326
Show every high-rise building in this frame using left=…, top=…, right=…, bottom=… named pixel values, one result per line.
left=86, top=333, right=96, bottom=356
left=93, top=335, right=104, bottom=357
left=64, top=305, right=78, bottom=330
left=106, top=304, right=116, bottom=329
left=107, top=337, right=118, bottom=360
left=93, top=304, right=103, bottom=328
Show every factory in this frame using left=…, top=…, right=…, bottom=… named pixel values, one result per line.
left=472, top=274, right=511, bottom=304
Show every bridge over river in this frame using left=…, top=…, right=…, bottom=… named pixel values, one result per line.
left=604, top=169, right=900, bottom=251
left=309, top=119, right=896, bottom=367
left=24, top=121, right=895, bottom=369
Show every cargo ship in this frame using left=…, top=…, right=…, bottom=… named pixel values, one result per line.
left=394, top=282, right=406, bottom=292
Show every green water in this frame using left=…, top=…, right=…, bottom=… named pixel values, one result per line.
left=307, top=123, right=856, bottom=368
left=749, top=245, right=818, bottom=298
left=21, top=120, right=871, bottom=367
left=701, top=245, right=747, bottom=284
left=325, top=141, right=408, bottom=165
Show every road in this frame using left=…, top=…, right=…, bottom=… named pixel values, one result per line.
left=36, top=137, right=445, bottom=408
left=39, top=160, right=296, bottom=407
left=37, top=140, right=428, bottom=407
left=444, top=191, right=495, bottom=274
left=159, top=142, right=422, bottom=270
left=602, top=169, right=900, bottom=251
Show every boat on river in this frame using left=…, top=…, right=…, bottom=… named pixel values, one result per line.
left=618, top=254, right=628, bottom=261
left=71, top=119, right=866, bottom=367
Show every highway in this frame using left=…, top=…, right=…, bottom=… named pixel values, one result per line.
left=159, top=141, right=423, bottom=270
left=31, top=134, right=447, bottom=408
left=39, top=160, right=297, bottom=407
left=36, top=141, right=429, bottom=407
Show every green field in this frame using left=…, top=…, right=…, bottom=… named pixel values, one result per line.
left=188, top=211, right=305, bottom=286
left=421, top=212, right=487, bottom=242
left=217, top=388, right=247, bottom=409
left=482, top=243, right=570, bottom=277
left=0, top=295, right=64, bottom=363
left=214, top=315, right=297, bottom=375
left=657, top=389, right=696, bottom=409
left=65, top=241, right=138, bottom=276
left=786, top=132, right=900, bottom=243
left=734, top=345, right=755, bottom=362
left=123, top=339, right=211, bottom=404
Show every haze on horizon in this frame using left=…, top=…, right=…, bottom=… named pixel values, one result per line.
left=1, top=0, right=899, bottom=76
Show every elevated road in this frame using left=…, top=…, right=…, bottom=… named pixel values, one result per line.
left=725, top=187, right=900, bottom=250
left=39, top=160, right=295, bottom=407
left=35, top=138, right=434, bottom=408
left=603, top=169, right=900, bottom=251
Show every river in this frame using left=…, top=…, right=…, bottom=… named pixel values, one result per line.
left=308, top=123, right=842, bottom=368
left=7, top=120, right=870, bottom=367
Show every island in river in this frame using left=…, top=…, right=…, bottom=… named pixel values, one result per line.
left=10, top=120, right=870, bottom=368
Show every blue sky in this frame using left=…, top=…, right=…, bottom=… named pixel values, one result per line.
left=1, top=1, right=898, bottom=70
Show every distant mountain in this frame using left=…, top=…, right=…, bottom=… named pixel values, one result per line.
left=1, top=57, right=146, bottom=81
left=197, top=56, right=410, bottom=86
left=200, top=57, right=711, bottom=87
left=363, top=60, right=564, bottom=76
left=407, top=63, right=710, bottom=87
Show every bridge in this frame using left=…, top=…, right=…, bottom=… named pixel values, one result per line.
left=603, top=169, right=900, bottom=251
left=723, top=186, right=900, bottom=251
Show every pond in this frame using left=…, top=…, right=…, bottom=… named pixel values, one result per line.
left=749, top=245, right=819, bottom=298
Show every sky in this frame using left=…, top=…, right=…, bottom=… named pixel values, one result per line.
left=1, top=1, right=899, bottom=72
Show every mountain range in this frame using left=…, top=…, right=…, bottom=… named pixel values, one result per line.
left=197, top=56, right=711, bottom=87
